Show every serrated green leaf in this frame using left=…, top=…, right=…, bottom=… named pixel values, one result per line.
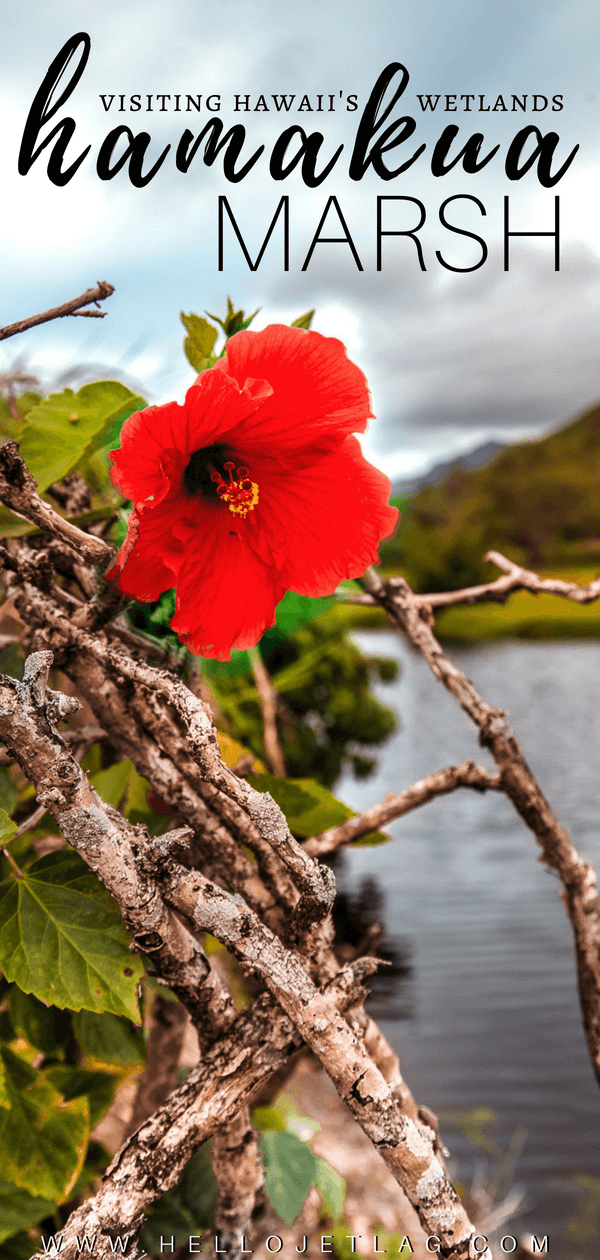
left=260, top=1130, right=317, bottom=1226
left=0, top=1176, right=55, bottom=1246
left=18, top=382, right=146, bottom=492
left=0, top=808, right=16, bottom=848
left=0, top=851, right=143, bottom=1020
left=290, top=309, right=315, bottom=329
left=0, top=1046, right=89, bottom=1201
left=45, top=1066, right=117, bottom=1128
left=314, top=1158, right=346, bottom=1221
left=8, top=986, right=69, bottom=1054
left=180, top=312, right=218, bottom=371
left=72, top=1009, right=145, bottom=1065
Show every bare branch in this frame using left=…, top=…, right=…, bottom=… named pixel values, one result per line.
left=362, top=566, right=600, bottom=1086
left=0, top=281, right=115, bottom=341
left=25, top=963, right=420, bottom=1260
left=304, top=760, right=501, bottom=856
left=425, top=550, right=600, bottom=609
left=211, top=1108, right=264, bottom=1260
left=0, top=443, right=114, bottom=566
left=249, top=646, right=286, bottom=777
left=158, top=854, right=485, bottom=1257
left=344, top=551, right=600, bottom=612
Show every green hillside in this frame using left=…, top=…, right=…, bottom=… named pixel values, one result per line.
left=381, top=401, right=600, bottom=594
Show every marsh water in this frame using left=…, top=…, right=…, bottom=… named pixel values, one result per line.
left=335, top=636, right=600, bottom=1256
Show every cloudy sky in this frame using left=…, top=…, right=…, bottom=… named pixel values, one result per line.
left=1, top=0, right=599, bottom=478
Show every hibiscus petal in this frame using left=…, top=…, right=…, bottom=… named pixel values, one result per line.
left=244, top=436, right=398, bottom=594
left=110, top=371, right=272, bottom=502
left=170, top=510, right=286, bottom=661
left=106, top=497, right=186, bottom=600
left=217, top=325, right=373, bottom=465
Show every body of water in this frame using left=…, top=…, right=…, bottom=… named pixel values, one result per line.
left=336, top=636, right=600, bottom=1256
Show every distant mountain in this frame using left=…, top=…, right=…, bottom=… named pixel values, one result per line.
left=391, top=441, right=507, bottom=499
left=381, top=403, right=600, bottom=591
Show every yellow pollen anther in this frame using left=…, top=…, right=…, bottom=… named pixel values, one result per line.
left=211, top=463, right=259, bottom=518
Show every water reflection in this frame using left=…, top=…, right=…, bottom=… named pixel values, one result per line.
left=335, top=635, right=600, bottom=1257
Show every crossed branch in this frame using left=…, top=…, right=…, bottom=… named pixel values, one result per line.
left=1, top=438, right=599, bottom=1260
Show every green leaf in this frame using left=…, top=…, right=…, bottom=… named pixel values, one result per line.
left=141, top=1144, right=218, bottom=1252
left=178, top=1143, right=218, bottom=1226
left=18, top=381, right=146, bottom=493
left=0, top=851, right=143, bottom=1020
left=331, top=1225, right=369, bottom=1260
left=91, top=759, right=153, bottom=823
left=90, top=761, right=133, bottom=809
left=249, top=773, right=319, bottom=824
left=69, top=1138, right=110, bottom=1199
left=315, top=1158, right=346, bottom=1221
left=45, top=1066, right=117, bottom=1128
left=0, top=772, right=18, bottom=817
left=180, top=312, right=218, bottom=372
left=259, top=1130, right=317, bottom=1226
left=0, top=809, right=16, bottom=849
left=8, top=987, right=69, bottom=1054
left=249, top=773, right=388, bottom=844
left=0, top=1230, right=42, bottom=1260
left=275, top=591, right=334, bottom=634
left=254, top=1092, right=320, bottom=1140
left=0, top=1046, right=89, bottom=1201
left=252, top=1105, right=287, bottom=1132
left=0, top=1177, right=55, bottom=1246
left=204, top=297, right=259, bottom=338
left=290, top=309, right=315, bottom=329
left=72, top=1010, right=145, bottom=1065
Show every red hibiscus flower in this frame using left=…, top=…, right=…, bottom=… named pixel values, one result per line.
left=107, top=324, right=397, bottom=660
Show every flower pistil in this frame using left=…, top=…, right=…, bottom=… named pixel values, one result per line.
left=210, top=461, right=259, bottom=517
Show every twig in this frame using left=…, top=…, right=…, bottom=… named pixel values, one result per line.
left=304, top=760, right=502, bottom=857
left=11, top=800, right=48, bottom=840
left=1, top=847, right=24, bottom=878
left=341, top=552, right=600, bottom=612
left=0, top=443, right=114, bottom=566
left=249, top=646, right=286, bottom=777
left=362, top=565, right=600, bottom=1086
left=106, top=619, right=177, bottom=664
left=0, top=281, right=115, bottom=341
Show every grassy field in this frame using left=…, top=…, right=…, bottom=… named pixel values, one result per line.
left=337, top=568, right=600, bottom=641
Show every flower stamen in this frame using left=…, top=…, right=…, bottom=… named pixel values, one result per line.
left=210, top=462, right=259, bottom=517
